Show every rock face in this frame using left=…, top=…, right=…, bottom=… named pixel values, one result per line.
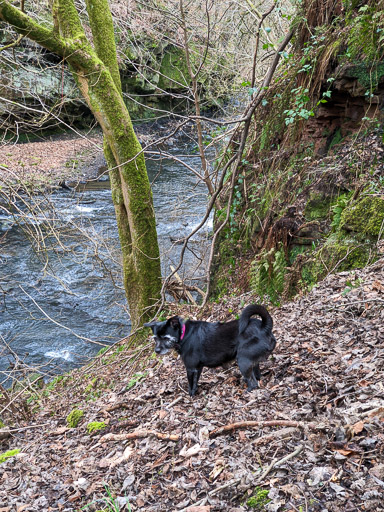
left=211, top=61, right=384, bottom=303
left=0, top=42, right=88, bottom=130
left=303, top=63, right=384, bottom=155
left=0, top=38, right=190, bottom=131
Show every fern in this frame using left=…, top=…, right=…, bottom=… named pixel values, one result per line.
left=250, top=245, right=287, bottom=305
left=331, top=193, right=351, bottom=230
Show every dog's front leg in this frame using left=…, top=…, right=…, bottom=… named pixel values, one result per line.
left=187, top=368, right=202, bottom=396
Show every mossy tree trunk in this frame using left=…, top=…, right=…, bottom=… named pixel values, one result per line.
left=0, top=0, right=162, bottom=329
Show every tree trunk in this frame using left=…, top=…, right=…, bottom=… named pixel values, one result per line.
left=0, top=0, right=162, bottom=329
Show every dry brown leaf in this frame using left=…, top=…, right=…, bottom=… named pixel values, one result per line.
left=351, top=421, right=364, bottom=434
left=48, top=426, right=70, bottom=436
left=336, top=449, right=353, bottom=456
left=179, top=443, right=208, bottom=458
left=372, top=280, right=384, bottom=292
left=209, top=459, right=225, bottom=481
left=239, top=430, right=247, bottom=441
left=367, top=407, right=384, bottom=419
left=99, top=446, right=133, bottom=468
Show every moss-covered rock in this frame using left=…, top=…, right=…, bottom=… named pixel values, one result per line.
left=339, top=196, right=384, bottom=237
left=304, top=192, right=333, bottom=221
left=302, top=233, right=374, bottom=288
left=158, top=47, right=189, bottom=91
left=66, top=408, right=84, bottom=428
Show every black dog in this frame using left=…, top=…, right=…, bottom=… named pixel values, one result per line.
left=145, top=304, right=276, bottom=396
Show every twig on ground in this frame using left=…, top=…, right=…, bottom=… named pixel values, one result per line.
left=99, top=430, right=180, bottom=443
left=166, top=396, right=184, bottom=409
left=254, top=444, right=304, bottom=484
left=103, top=402, right=131, bottom=413
left=2, top=423, right=51, bottom=433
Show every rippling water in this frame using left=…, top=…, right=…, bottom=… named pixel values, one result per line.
left=0, top=149, right=212, bottom=383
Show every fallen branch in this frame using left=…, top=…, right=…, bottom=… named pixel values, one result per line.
left=210, top=477, right=241, bottom=496
left=170, top=265, right=197, bottom=305
left=166, top=396, right=184, bottom=409
left=99, top=430, right=180, bottom=443
left=209, top=420, right=305, bottom=438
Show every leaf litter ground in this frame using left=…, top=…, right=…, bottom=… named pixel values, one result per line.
left=0, top=258, right=383, bottom=512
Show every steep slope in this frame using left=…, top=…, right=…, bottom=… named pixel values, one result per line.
left=211, top=0, right=384, bottom=304
left=1, top=257, right=383, bottom=511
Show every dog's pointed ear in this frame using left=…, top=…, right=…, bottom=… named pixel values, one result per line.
left=168, top=316, right=180, bottom=330
left=144, top=321, right=157, bottom=331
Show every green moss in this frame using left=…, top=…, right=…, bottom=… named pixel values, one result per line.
left=66, top=408, right=84, bottom=428
left=246, top=487, right=271, bottom=509
left=42, top=375, right=66, bottom=396
left=87, top=421, right=107, bottom=434
left=0, top=449, right=20, bottom=464
left=345, top=63, right=384, bottom=91
left=331, top=193, right=352, bottom=230
left=158, top=47, right=189, bottom=90
left=304, top=192, right=333, bottom=221
left=345, top=2, right=384, bottom=66
left=85, top=377, right=98, bottom=393
left=339, top=196, right=384, bottom=237
left=85, top=0, right=122, bottom=92
left=303, top=233, right=373, bottom=287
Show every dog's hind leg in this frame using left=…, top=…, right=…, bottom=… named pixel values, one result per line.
left=187, top=368, right=203, bottom=396
left=253, top=363, right=261, bottom=382
left=238, top=358, right=259, bottom=392
left=251, top=363, right=261, bottom=390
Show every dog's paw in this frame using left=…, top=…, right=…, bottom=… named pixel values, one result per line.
left=246, top=381, right=260, bottom=392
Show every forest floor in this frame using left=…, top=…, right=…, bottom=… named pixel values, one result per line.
left=0, top=256, right=383, bottom=511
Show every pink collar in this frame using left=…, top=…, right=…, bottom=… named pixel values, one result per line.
left=180, top=324, right=186, bottom=340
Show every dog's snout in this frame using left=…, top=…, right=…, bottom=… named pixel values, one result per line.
left=155, top=346, right=162, bottom=354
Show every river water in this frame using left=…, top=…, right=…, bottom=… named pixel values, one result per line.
left=0, top=148, right=212, bottom=384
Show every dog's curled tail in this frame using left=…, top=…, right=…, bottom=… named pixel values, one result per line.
left=239, top=304, right=273, bottom=335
